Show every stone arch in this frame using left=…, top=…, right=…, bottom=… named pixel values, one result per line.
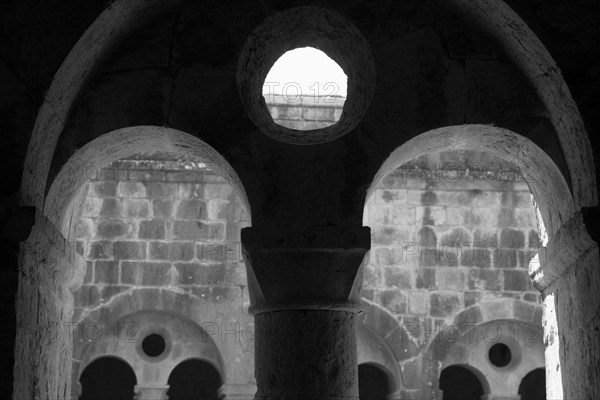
left=430, top=298, right=543, bottom=360
left=452, top=298, right=543, bottom=330
left=77, top=355, right=137, bottom=400
left=20, top=0, right=596, bottom=212
left=360, top=299, right=420, bottom=364
left=439, top=364, right=489, bottom=397
left=429, top=299, right=544, bottom=397
left=42, top=126, right=250, bottom=287
left=70, top=288, right=252, bottom=399
left=442, top=0, right=597, bottom=208
left=437, top=319, right=545, bottom=396
left=365, top=124, right=583, bottom=291
left=367, top=125, right=573, bottom=238
left=72, top=287, right=248, bottom=358
left=46, top=126, right=250, bottom=241
left=357, top=324, right=402, bottom=394
left=75, top=310, right=226, bottom=387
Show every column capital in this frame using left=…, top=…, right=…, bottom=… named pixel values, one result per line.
left=134, top=384, right=170, bottom=400
left=218, top=383, right=257, bottom=399
left=20, top=210, right=87, bottom=289
left=529, top=211, right=597, bottom=290
left=241, top=226, right=370, bottom=314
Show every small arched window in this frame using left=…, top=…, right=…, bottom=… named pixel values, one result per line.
left=79, top=357, right=136, bottom=400
left=167, top=359, right=222, bottom=400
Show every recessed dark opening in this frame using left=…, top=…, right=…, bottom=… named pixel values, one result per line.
left=80, top=357, right=136, bottom=400
left=519, top=368, right=546, bottom=400
left=142, top=333, right=166, bottom=357
left=358, top=363, right=390, bottom=400
left=440, top=365, right=484, bottom=400
left=489, top=343, right=511, bottom=367
left=167, top=359, right=222, bottom=400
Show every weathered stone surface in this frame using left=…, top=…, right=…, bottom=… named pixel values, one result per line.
left=91, top=181, right=117, bottom=197
left=94, top=261, right=119, bottom=285
left=254, top=311, right=358, bottom=399
left=122, top=199, right=150, bottom=218
left=152, top=199, right=172, bottom=219
left=146, top=182, right=177, bottom=198
left=11, top=0, right=600, bottom=398
left=117, top=182, right=147, bottom=198
left=175, top=199, right=206, bottom=220
left=429, top=292, right=462, bottom=318
left=96, top=220, right=129, bottom=239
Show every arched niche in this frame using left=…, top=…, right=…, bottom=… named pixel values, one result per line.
left=76, top=310, right=226, bottom=387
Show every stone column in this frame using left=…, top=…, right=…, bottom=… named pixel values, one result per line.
left=12, top=212, right=84, bottom=400
left=481, top=395, right=520, bottom=400
left=134, top=384, right=170, bottom=400
left=242, top=226, right=370, bottom=400
left=529, top=211, right=600, bottom=400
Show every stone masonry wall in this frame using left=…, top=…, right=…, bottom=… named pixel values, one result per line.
left=74, top=159, right=250, bottom=319
left=363, top=152, right=541, bottom=325
left=362, top=152, right=539, bottom=319
left=362, top=151, right=543, bottom=396
left=71, top=150, right=543, bottom=396
left=265, top=94, right=345, bottom=130
left=72, top=157, right=254, bottom=390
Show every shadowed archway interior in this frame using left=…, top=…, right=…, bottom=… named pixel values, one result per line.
left=4, top=1, right=600, bottom=400
left=439, top=366, right=484, bottom=400
left=519, top=368, right=546, bottom=400
left=79, top=357, right=136, bottom=400
left=358, top=363, right=390, bottom=400
left=167, top=359, right=222, bottom=400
